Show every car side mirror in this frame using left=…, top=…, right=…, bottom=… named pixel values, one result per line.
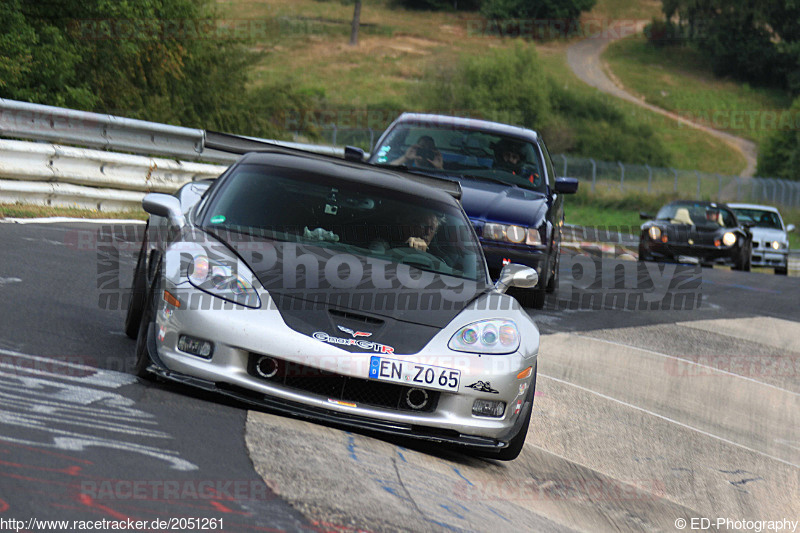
left=639, top=212, right=654, bottom=220
left=344, top=146, right=365, bottom=162
left=787, top=224, right=796, bottom=233
left=142, top=193, right=184, bottom=228
left=554, top=177, right=578, bottom=194
left=494, top=263, right=538, bottom=294
left=742, top=221, right=756, bottom=229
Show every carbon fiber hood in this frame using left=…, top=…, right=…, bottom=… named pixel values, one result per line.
left=230, top=237, right=493, bottom=354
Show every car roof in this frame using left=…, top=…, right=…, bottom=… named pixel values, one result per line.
left=237, top=149, right=461, bottom=204
left=667, top=200, right=732, bottom=209
left=393, top=113, right=540, bottom=143
left=727, top=203, right=781, bottom=213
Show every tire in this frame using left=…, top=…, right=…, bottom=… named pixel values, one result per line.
left=546, top=249, right=559, bottom=294
left=133, top=265, right=160, bottom=379
left=733, top=245, right=751, bottom=272
left=637, top=241, right=650, bottom=262
left=124, top=236, right=148, bottom=339
left=508, top=286, right=546, bottom=309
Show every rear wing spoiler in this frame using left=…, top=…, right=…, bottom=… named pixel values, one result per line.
left=204, top=131, right=462, bottom=200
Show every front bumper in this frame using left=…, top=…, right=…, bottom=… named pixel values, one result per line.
left=641, top=240, right=739, bottom=265
left=480, top=240, right=549, bottom=279
left=147, top=287, right=537, bottom=451
left=750, top=248, right=788, bottom=268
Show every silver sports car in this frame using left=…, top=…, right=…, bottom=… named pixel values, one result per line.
left=126, top=148, right=540, bottom=460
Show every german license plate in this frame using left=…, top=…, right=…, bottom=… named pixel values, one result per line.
left=677, top=255, right=700, bottom=264
left=369, top=356, right=460, bottom=392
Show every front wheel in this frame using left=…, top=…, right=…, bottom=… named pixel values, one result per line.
left=133, top=265, right=160, bottom=379
left=508, top=286, right=546, bottom=309
left=733, top=245, right=751, bottom=272
left=124, top=236, right=148, bottom=339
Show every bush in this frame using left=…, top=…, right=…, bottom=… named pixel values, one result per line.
left=757, top=97, right=800, bottom=180
left=481, top=0, right=596, bottom=21
left=644, top=18, right=682, bottom=48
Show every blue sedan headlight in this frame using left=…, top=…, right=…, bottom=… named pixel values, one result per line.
left=449, top=319, right=520, bottom=354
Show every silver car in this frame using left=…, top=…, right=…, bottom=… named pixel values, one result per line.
left=728, top=203, right=795, bottom=275
left=125, top=148, right=540, bottom=460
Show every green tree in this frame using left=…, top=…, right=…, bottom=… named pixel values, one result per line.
left=661, top=0, right=800, bottom=94
left=481, top=0, right=597, bottom=21
left=757, top=97, right=800, bottom=181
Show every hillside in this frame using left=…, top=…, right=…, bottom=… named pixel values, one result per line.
left=216, top=0, right=745, bottom=174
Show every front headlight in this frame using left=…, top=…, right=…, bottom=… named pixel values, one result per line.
left=648, top=226, right=661, bottom=240
left=771, top=241, right=787, bottom=250
left=449, top=319, right=520, bottom=354
left=483, top=223, right=542, bottom=246
left=187, top=252, right=261, bottom=308
left=722, top=232, right=737, bottom=247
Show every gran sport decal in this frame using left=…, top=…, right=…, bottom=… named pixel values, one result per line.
left=312, top=332, right=394, bottom=354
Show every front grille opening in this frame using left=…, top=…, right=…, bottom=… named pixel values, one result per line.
left=328, top=308, right=385, bottom=326
left=247, top=354, right=439, bottom=412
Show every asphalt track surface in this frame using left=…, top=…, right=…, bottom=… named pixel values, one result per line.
left=0, top=220, right=797, bottom=532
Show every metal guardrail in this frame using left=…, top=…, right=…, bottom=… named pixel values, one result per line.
left=0, top=139, right=227, bottom=211
left=0, top=98, right=206, bottom=160
left=1, top=98, right=799, bottom=211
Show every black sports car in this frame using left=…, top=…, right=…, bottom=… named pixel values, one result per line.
left=639, top=201, right=753, bottom=270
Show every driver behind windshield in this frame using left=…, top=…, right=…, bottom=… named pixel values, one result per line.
left=402, top=211, right=441, bottom=253
left=493, top=139, right=540, bottom=186
left=391, top=135, right=443, bottom=170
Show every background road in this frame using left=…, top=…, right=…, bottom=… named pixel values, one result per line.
left=566, top=28, right=759, bottom=177
left=0, top=221, right=797, bottom=532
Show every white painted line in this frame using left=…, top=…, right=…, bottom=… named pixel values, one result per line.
left=540, top=373, right=800, bottom=470
left=0, top=277, right=21, bottom=287
left=0, top=217, right=145, bottom=224
left=573, top=334, right=800, bottom=398
left=0, top=348, right=136, bottom=388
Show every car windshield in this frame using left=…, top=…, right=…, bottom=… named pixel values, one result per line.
left=198, top=164, right=485, bottom=282
left=371, top=125, right=546, bottom=193
left=731, top=208, right=783, bottom=230
left=655, top=203, right=738, bottom=228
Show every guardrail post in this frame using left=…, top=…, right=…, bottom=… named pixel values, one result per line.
left=776, top=179, right=785, bottom=205
left=331, top=125, right=338, bottom=147
left=646, top=164, right=652, bottom=194
left=590, top=158, right=596, bottom=193
left=369, top=128, right=374, bottom=150
left=735, top=177, right=741, bottom=201
left=671, top=168, right=678, bottom=193
left=716, top=174, right=723, bottom=200
left=562, top=154, right=568, bottom=177
left=694, top=170, right=701, bottom=199
left=618, top=161, right=624, bottom=192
